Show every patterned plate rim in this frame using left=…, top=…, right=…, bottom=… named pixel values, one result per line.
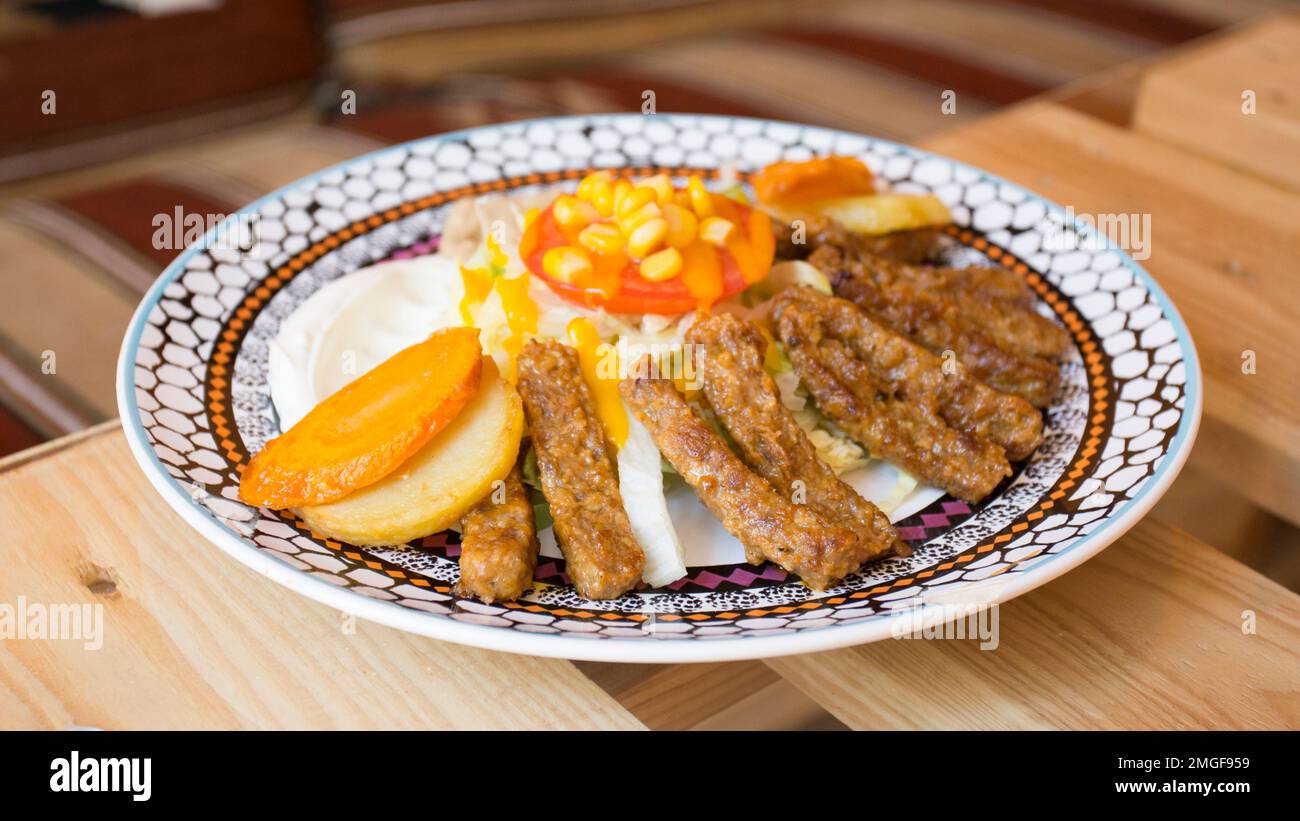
left=115, top=114, right=1202, bottom=663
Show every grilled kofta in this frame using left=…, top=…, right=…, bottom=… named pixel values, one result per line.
left=516, top=340, right=643, bottom=600
left=686, top=313, right=905, bottom=559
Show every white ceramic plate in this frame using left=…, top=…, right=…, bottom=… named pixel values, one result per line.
left=117, top=114, right=1200, bottom=662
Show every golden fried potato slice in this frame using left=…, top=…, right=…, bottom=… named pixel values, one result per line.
left=773, top=193, right=952, bottom=236
left=296, top=358, right=523, bottom=546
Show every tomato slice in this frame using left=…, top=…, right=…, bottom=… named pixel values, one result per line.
left=523, top=200, right=759, bottom=315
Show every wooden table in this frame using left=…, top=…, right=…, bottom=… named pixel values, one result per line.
left=2, top=19, right=1298, bottom=731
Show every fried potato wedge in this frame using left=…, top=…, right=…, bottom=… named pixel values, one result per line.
left=815, top=193, right=951, bottom=235
left=772, top=193, right=951, bottom=237
left=296, top=358, right=524, bottom=547
left=239, top=327, right=482, bottom=509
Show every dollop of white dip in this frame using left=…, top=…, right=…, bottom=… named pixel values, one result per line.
left=268, top=254, right=464, bottom=430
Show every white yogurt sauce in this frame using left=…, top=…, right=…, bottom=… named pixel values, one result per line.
left=268, top=254, right=464, bottom=429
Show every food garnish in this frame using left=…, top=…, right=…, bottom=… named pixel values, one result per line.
left=617, top=411, right=687, bottom=587
left=521, top=172, right=775, bottom=314
left=296, top=357, right=524, bottom=546
left=566, top=317, right=628, bottom=448
left=239, top=327, right=483, bottom=509
left=458, top=234, right=538, bottom=381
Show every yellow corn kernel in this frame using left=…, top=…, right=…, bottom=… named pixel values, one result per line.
left=618, top=201, right=662, bottom=235
left=698, top=216, right=736, bottom=246
left=590, top=177, right=616, bottom=217
left=553, top=195, right=600, bottom=231
left=576, top=170, right=612, bottom=201
left=662, top=203, right=699, bottom=248
left=688, top=176, right=714, bottom=218
left=577, top=222, right=624, bottom=256
left=611, top=179, right=634, bottom=215
left=639, top=173, right=674, bottom=204
left=542, top=245, right=592, bottom=283
left=639, top=247, right=683, bottom=282
left=616, top=186, right=656, bottom=219
left=627, top=217, right=669, bottom=259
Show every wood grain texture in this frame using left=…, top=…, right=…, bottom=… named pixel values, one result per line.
left=576, top=660, right=845, bottom=730
left=1133, top=15, right=1300, bottom=191
left=0, top=429, right=643, bottom=730
left=922, top=101, right=1300, bottom=527
left=767, top=518, right=1300, bottom=729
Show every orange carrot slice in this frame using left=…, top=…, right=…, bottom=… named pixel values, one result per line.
left=752, top=156, right=876, bottom=205
left=239, top=327, right=482, bottom=509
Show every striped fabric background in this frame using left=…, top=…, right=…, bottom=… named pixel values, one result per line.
left=7, top=0, right=1291, bottom=450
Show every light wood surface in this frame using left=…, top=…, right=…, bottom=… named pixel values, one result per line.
left=3, top=19, right=1299, bottom=730
left=1133, top=15, right=1300, bottom=191
left=0, top=427, right=643, bottom=730
left=767, top=517, right=1300, bottom=729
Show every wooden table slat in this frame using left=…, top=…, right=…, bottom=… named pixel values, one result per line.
left=767, top=518, right=1300, bottom=729
left=1133, top=15, right=1300, bottom=192
left=0, top=428, right=644, bottom=730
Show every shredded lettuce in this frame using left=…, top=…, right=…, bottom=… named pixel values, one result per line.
left=519, top=446, right=553, bottom=531
left=874, top=468, right=919, bottom=515
left=768, top=260, right=832, bottom=295
left=618, top=409, right=686, bottom=586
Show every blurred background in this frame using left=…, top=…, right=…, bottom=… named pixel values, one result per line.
left=1, top=0, right=1296, bottom=593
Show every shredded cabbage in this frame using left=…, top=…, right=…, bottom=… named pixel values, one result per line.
left=768, top=260, right=832, bottom=295
left=618, top=409, right=687, bottom=586
left=874, top=468, right=919, bottom=515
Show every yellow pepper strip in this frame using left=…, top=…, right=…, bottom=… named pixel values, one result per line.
left=566, top=317, right=627, bottom=447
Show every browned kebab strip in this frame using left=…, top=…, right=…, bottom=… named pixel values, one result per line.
left=773, top=214, right=1036, bottom=306
left=686, top=313, right=907, bottom=559
left=620, top=363, right=875, bottom=590
left=773, top=214, right=946, bottom=265
left=456, top=464, right=539, bottom=603
left=811, top=244, right=1062, bottom=407
left=799, top=285, right=1045, bottom=461
left=771, top=287, right=1043, bottom=502
left=516, top=339, right=643, bottom=599
left=844, top=248, right=1072, bottom=358
left=888, top=262, right=1037, bottom=310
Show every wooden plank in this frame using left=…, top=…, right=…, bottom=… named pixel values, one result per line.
left=1133, top=15, right=1300, bottom=191
left=0, top=431, right=644, bottom=730
left=767, top=518, right=1300, bottom=729
left=0, top=418, right=116, bottom=474
left=576, top=660, right=845, bottom=730
left=0, top=220, right=138, bottom=425
left=921, top=102, right=1300, bottom=527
